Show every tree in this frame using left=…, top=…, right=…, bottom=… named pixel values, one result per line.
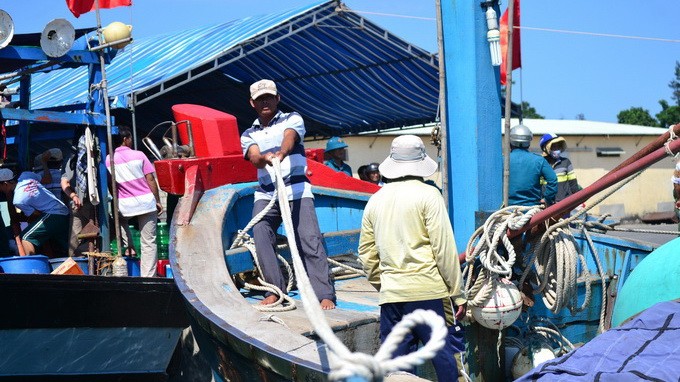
left=575, top=113, right=585, bottom=120
left=617, top=107, right=658, bottom=127
left=656, top=99, right=680, bottom=128
left=521, top=101, right=544, bottom=119
left=670, top=61, right=680, bottom=106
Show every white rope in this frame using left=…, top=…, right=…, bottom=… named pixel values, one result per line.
left=268, top=158, right=448, bottom=381
left=665, top=124, right=679, bottom=157
left=230, top=196, right=297, bottom=312
left=463, top=205, right=541, bottom=309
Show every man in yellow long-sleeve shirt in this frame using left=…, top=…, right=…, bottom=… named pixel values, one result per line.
left=358, top=135, right=467, bottom=382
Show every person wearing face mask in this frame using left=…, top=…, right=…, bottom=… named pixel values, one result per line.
left=539, top=133, right=581, bottom=203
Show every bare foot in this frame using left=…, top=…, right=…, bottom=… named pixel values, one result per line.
left=320, top=299, right=336, bottom=310
left=260, top=295, right=279, bottom=305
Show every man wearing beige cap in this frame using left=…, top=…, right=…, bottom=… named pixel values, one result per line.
left=33, top=148, right=64, bottom=198
left=240, top=79, right=336, bottom=310
left=358, top=135, right=467, bottom=381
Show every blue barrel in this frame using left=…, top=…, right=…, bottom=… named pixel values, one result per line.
left=49, top=257, right=90, bottom=275
left=0, top=255, right=51, bottom=274
left=126, top=256, right=140, bottom=276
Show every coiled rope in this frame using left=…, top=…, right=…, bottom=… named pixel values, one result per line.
left=465, top=169, right=642, bottom=334
left=230, top=194, right=297, bottom=312
left=463, top=205, right=542, bottom=308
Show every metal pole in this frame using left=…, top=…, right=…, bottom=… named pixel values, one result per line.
left=435, top=0, right=449, bottom=207
left=95, top=2, right=123, bottom=257
left=502, top=0, right=515, bottom=207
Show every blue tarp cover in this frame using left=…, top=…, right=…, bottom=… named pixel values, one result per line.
left=516, top=300, right=680, bottom=382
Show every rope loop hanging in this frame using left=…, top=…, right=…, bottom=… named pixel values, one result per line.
left=231, top=157, right=449, bottom=380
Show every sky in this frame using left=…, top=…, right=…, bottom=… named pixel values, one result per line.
left=3, top=0, right=679, bottom=124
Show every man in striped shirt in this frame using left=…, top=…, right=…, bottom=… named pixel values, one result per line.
left=106, top=126, right=162, bottom=277
left=241, top=79, right=336, bottom=310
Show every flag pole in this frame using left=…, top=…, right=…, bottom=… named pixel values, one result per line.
left=501, top=0, right=516, bottom=207
left=94, top=0, right=124, bottom=259
left=435, top=0, right=449, bottom=208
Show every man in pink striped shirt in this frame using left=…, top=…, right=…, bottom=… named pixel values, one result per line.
left=106, top=126, right=162, bottom=277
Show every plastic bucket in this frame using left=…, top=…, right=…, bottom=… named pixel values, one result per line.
left=126, top=256, right=140, bottom=276
left=49, top=257, right=89, bottom=275
left=0, top=255, right=51, bottom=274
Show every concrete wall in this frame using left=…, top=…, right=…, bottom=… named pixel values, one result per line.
left=306, top=133, right=675, bottom=219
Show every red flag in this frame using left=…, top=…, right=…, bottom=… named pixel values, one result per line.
left=66, top=0, right=132, bottom=18
left=500, top=0, right=521, bottom=85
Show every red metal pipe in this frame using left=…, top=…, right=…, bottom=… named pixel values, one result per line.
left=508, top=136, right=680, bottom=238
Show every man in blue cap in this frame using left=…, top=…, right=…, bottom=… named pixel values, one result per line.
left=324, top=136, right=352, bottom=176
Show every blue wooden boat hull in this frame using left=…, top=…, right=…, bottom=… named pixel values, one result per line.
left=171, top=183, right=420, bottom=381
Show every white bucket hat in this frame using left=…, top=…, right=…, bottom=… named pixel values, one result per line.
left=379, top=135, right=438, bottom=179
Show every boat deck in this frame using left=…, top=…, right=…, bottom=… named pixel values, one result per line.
left=240, top=274, right=381, bottom=339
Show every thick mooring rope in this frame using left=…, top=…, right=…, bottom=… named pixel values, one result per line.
left=237, top=158, right=449, bottom=380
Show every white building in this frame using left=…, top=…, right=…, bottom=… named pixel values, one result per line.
left=306, top=119, right=675, bottom=219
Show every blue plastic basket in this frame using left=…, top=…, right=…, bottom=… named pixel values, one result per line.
left=0, top=255, right=51, bottom=274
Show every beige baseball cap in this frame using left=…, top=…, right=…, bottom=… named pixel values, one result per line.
left=250, top=79, right=277, bottom=100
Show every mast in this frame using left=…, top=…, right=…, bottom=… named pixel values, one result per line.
left=435, top=0, right=448, bottom=204
left=439, top=1, right=502, bottom=251
left=439, top=1, right=504, bottom=380
left=94, top=1, right=123, bottom=258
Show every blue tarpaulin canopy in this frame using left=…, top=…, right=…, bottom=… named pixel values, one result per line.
left=28, top=0, right=440, bottom=138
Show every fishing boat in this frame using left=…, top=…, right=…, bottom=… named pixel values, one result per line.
left=9, top=0, right=677, bottom=380
left=161, top=108, right=676, bottom=382
left=157, top=2, right=680, bottom=381
left=0, top=7, right=191, bottom=380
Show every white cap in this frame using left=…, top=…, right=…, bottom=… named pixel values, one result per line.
left=250, top=79, right=277, bottom=99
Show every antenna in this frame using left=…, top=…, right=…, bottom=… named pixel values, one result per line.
left=0, top=10, right=14, bottom=49
left=40, top=19, right=75, bottom=58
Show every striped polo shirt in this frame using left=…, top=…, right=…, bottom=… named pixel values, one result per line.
left=106, top=146, right=157, bottom=217
left=241, top=110, right=313, bottom=202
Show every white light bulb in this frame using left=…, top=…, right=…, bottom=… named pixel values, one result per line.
left=487, top=30, right=501, bottom=66
left=485, top=6, right=502, bottom=67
